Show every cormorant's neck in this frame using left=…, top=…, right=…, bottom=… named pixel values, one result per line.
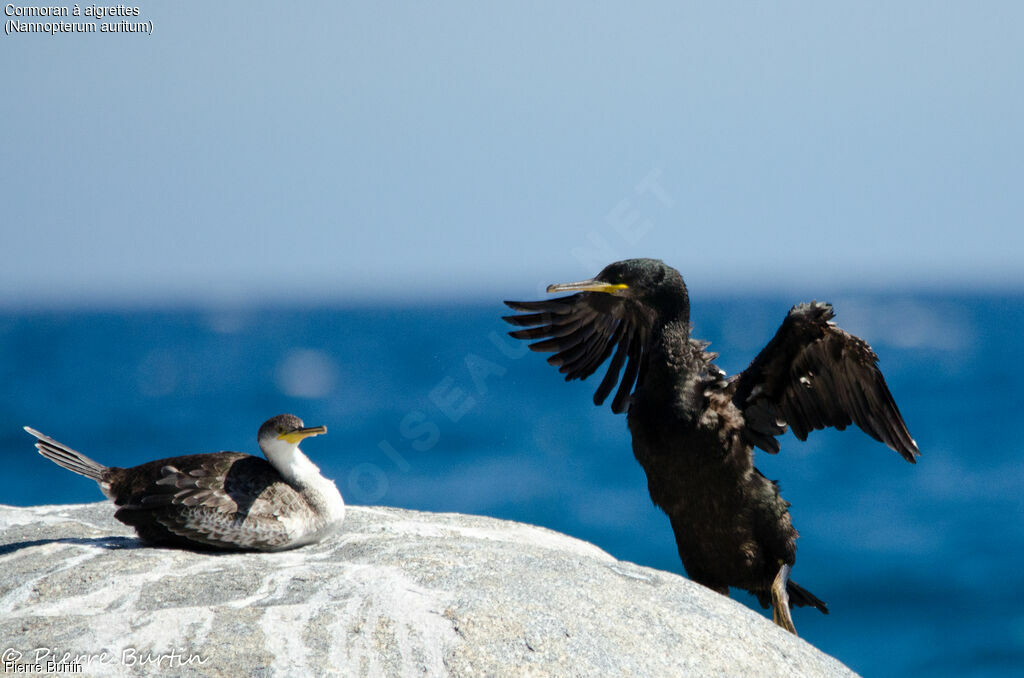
left=261, top=440, right=323, bottom=489
left=648, top=277, right=692, bottom=354
left=643, top=277, right=694, bottom=389
left=643, top=314, right=711, bottom=424
left=650, top=283, right=690, bottom=329
left=261, top=440, right=346, bottom=522
left=650, top=318, right=695, bottom=371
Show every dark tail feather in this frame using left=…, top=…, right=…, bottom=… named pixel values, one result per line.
left=788, top=579, right=829, bottom=615
left=24, top=426, right=108, bottom=482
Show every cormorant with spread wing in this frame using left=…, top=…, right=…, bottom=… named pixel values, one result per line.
left=503, top=258, right=918, bottom=634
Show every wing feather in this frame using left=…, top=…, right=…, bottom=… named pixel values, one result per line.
left=734, top=301, right=919, bottom=462
left=563, top=315, right=621, bottom=381
left=593, top=321, right=631, bottom=406
left=503, top=293, right=649, bottom=413
left=612, top=327, right=646, bottom=414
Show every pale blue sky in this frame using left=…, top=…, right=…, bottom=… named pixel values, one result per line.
left=3, top=2, right=1022, bottom=307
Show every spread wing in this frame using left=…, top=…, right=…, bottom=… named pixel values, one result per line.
left=733, top=301, right=919, bottom=462
left=111, top=454, right=306, bottom=550
left=503, top=293, right=651, bottom=413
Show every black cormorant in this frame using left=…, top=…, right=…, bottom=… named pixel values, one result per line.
left=503, top=258, right=918, bottom=633
left=25, top=414, right=345, bottom=551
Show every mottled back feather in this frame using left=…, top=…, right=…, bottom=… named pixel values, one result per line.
left=108, top=453, right=310, bottom=550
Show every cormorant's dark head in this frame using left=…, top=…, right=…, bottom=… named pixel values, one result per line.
left=547, top=258, right=689, bottom=323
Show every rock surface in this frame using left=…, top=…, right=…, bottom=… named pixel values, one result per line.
left=0, top=503, right=856, bottom=677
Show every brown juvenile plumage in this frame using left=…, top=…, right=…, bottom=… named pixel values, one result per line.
left=25, top=414, right=345, bottom=551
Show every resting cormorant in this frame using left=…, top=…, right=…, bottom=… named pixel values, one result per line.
left=25, top=414, right=345, bottom=551
left=503, top=258, right=918, bottom=633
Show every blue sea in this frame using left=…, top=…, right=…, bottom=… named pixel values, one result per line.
left=1, top=294, right=1021, bottom=677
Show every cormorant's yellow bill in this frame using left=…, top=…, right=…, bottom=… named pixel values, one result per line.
left=279, top=425, right=327, bottom=444
left=546, top=280, right=629, bottom=294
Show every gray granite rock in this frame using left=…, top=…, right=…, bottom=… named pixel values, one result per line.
left=0, top=503, right=856, bottom=677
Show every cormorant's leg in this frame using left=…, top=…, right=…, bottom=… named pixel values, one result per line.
left=771, top=562, right=798, bottom=635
